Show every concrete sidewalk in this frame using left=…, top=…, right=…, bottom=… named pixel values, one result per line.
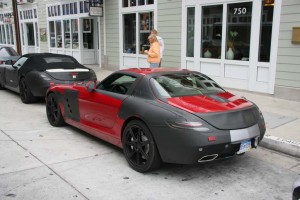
left=87, top=65, right=300, bottom=158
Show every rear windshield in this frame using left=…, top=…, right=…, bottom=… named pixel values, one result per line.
left=150, top=73, right=225, bottom=98
left=43, top=57, right=75, bottom=63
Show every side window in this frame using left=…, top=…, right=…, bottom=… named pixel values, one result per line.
left=13, top=57, right=28, bottom=68
left=98, top=74, right=137, bottom=94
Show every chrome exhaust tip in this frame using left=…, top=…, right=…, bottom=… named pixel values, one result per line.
left=198, top=154, right=218, bottom=163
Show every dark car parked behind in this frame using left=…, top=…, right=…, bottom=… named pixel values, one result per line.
left=0, top=53, right=97, bottom=103
left=0, top=47, right=20, bottom=64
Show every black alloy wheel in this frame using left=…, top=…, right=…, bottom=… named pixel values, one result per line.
left=122, top=120, right=161, bottom=173
left=46, top=93, right=65, bottom=127
left=19, top=78, right=36, bottom=103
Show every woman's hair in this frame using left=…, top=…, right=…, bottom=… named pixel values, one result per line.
left=148, top=34, right=158, bottom=43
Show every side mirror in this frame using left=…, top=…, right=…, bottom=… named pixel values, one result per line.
left=86, top=81, right=96, bottom=93
left=5, top=60, right=13, bottom=65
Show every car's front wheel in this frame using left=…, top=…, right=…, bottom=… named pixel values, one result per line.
left=19, top=78, right=36, bottom=103
left=122, top=120, right=161, bottom=173
left=46, top=93, right=65, bottom=127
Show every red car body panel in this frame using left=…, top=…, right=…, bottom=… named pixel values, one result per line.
left=50, top=84, right=125, bottom=148
left=167, top=92, right=252, bottom=113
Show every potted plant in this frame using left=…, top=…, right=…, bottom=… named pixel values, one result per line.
left=226, top=31, right=238, bottom=59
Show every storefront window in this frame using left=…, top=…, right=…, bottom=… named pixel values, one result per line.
left=2, top=25, right=5, bottom=44
left=49, top=21, right=55, bottom=47
left=21, top=24, right=24, bottom=45
left=0, top=25, right=3, bottom=44
left=64, top=20, right=71, bottom=48
left=139, top=12, right=153, bottom=54
left=201, top=5, right=223, bottom=59
left=74, top=3, right=78, bottom=14
left=26, top=23, right=35, bottom=46
left=71, top=19, right=79, bottom=49
left=83, top=19, right=94, bottom=49
left=259, top=0, right=274, bottom=62
left=56, top=21, right=62, bottom=48
left=48, top=7, right=51, bottom=17
left=35, top=22, right=39, bottom=47
left=226, top=2, right=252, bottom=61
left=124, top=14, right=136, bottom=53
left=186, top=7, right=195, bottom=57
left=5, top=25, right=10, bottom=44
left=123, top=0, right=154, bottom=7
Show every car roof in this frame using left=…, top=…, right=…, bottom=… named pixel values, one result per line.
left=120, top=68, right=189, bottom=76
left=22, top=53, right=73, bottom=58
left=18, top=53, right=86, bottom=75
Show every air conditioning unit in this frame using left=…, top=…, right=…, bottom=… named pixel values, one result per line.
left=17, top=0, right=34, bottom=5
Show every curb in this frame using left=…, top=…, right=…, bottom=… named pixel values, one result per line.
left=259, top=134, right=300, bottom=158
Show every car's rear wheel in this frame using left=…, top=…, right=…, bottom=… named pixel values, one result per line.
left=46, top=93, right=65, bottom=127
left=122, top=120, right=161, bottom=173
left=19, top=78, right=36, bottom=103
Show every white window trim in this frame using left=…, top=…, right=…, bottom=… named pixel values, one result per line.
left=119, top=2, right=156, bottom=69
left=18, top=5, right=40, bottom=53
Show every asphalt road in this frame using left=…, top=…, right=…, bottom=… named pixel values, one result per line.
left=0, top=89, right=299, bottom=200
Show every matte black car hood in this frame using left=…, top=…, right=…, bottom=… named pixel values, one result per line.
left=195, top=106, right=260, bottom=130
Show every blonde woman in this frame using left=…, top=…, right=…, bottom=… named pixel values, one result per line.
left=145, top=34, right=160, bottom=68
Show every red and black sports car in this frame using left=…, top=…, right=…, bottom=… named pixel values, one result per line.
left=46, top=68, right=266, bottom=172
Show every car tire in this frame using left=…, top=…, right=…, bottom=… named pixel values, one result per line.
left=0, top=83, right=4, bottom=90
left=122, top=120, right=162, bottom=173
left=19, top=78, right=36, bottom=104
left=46, top=93, right=66, bottom=127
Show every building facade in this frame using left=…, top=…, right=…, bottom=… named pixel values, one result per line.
left=0, top=0, right=299, bottom=100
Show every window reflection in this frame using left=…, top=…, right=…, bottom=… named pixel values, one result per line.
left=83, top=19, right=94, bottom=49
left=124, top=14, right=136, bottom=54
left=35, top=22, right=39, bottom=47
left=71, top=19, right=78, bottom=49
left=186, top=7, right=195, bottom=57
left=259, top=0, right=274, bottom=62
left=49, top=21, right=55, bottom=47
left=201, top=5, right=222, bottom=59
left=139, top=12, right=153, bottom=54
left=64, top=20, right=70, bottom=48
left=56, top=21, right=62, bottom=48
left=226, top=2, right=252, bottom=61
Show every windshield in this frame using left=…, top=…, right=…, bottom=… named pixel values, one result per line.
left=150, top=73, right=225, bottom=98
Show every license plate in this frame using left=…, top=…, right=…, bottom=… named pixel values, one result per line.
left=237, top=140, right=251, bottom=154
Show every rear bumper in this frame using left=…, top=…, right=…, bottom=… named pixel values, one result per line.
left=151, top=123, right=265, bottom=165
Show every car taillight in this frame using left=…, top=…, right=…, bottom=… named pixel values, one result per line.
left=40, top=73, right=52, bottom=81
left=168, top=121, right=210, bottom=132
